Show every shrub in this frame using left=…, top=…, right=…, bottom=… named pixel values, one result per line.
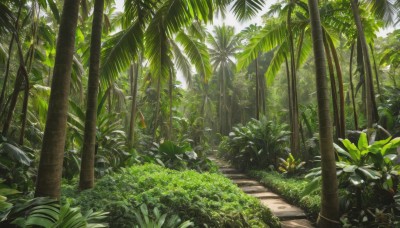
left=219, top=117, right=290, bottom=171
left=248, top=170, right=320, bottom=220
left=63, top=164, right=280, bottom=228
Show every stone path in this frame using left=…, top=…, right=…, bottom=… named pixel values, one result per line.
left=210, top=157, right=314, bottom=228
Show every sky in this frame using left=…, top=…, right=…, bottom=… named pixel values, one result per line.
left=113, top=0, right=397, bottom=88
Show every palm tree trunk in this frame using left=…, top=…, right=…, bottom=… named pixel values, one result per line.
left=2, top=36, right=28, bottom=136
left=0, top=36, right=15, bottom=112
left=287, top=8, right=300, bottom=157
left=168, top=68, right=173, bottom=139
left=349, top=43, right=359, bottom=130
left=323, top=34, right=340, bottom=139
left=285, top=56, right=293, bottom=141
left=255, top=56, right=260, bottom=120
left=128, top=62, right=139, bottom=147
left=0, top=0, right=24, bottom=112
left=153, top=75, right=161, bottom=139
left=327, top=35, right=346, bottom=138
left=369, top=44, right=381, bottom=97
left=79, top=0, right=104, bottom=190
left=350, top=0, right=378, bottom=128
left=308, top=0, right=340, bottom=226
left=35, top=0, right=80, bottom=199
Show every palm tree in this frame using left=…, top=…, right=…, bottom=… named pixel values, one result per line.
left=35, top=0, right=80, bottom=199
left=350, top=0, right=379, bottom=129
left=308, top=0, right=339, bottom=226
left=79, top=0, right=104, bottom=190
left=208, top=25, right=239, bottom=135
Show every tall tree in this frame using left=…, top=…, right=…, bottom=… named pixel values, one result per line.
left=350, top=0, right=379, bottom=129
left=308, top=0, right=340, bottom=226
left=208, top=25, right=239, bottom=135
left=35, top=0, right=80, bottom=198
left=79, top=0, right=105, bottom=190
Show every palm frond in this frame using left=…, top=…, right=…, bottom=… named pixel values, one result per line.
left=265, top=41, right=289, bottom=86
left=0, top=2, right=15, bottom=33
left=101, top=21, right=143, bottom=86
left=237, top=21, right=286, bottom=71
left=176, top=31, right=212, bottom=82
left=170, top=40, right=193, bottom=85
left=230, top=0, right=265, bottom=21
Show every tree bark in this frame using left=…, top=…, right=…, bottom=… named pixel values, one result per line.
left=35, top=0, right=80, bottom=199
left=327, top=35, right=346, bottom=138
left=350, top=0, right=378, bottom=128
left=323, top=34, right=340, bottom=139
left=287, top=6, right=300, bottom=157
left=128, top=62, right=139, bottom=147
left=308, top=0, right=340, bottom=226
left=255, top=56, right=260, bottom=120
left=79, top=0, right=104, bottom=190
left=349, top=43, right=359, bottom=130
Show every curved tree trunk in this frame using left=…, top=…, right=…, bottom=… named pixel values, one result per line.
left=35, top=0, right=80, bottom=199
left=308, top=0, right=340, bottom=226
left=79, top=0, right=104, bottom=190
left=327, top=35, right=346, bottom=138
left=128, top=62, right=139, bottom=148
left=350, top=0, right=379, bottom=128
left=323, top=34, right=340, bottom=139
left=349, top=43, right=359, bottom=130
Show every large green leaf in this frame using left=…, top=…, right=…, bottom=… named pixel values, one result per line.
left=0, top=143, right=31, bottom=166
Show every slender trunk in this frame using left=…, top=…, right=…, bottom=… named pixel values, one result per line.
left=327, top=35, right=346, bottom=138
left=308, top=0, right=340, bottom=226
left=153, top=76, right=161, bottom=139
left=2, top=36, right=28, bottom=136
left=0, top=1, right=24, bottom=112
left=219, top=70, right=223, bottom=134
left=19, top=66, right=29, bottom=145
left=323, top=34, right=340, bottom=139
left=288, top=8, right=300, bottom=157
left=369, top=44, right=381, bottom=97
left=349, top=44, right=359, bottom=130
left=351, top=0, right=378, bottom=128
left=285, top=56, right=293, bottom=140
left=168, top=68, right=173, bottom=139
left=79, top=0, right=104, bottom=190
left=261, top=71, right=266, bottom=116
left=255, top=56, right=260, bottom=120
left=128, top=62, right=139, bottom=147
left=0, top=36, right=15, bottom=112
left=35, top=0, right=80, bottom=199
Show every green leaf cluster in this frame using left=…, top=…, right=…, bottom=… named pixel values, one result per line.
left=63, top=164, right=280, bottom=227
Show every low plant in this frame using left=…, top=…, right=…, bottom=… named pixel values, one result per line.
left=133, top=204, right=193, bottom=228
left=219, top=117, right=290, bottom=171
left=139, top=140, right=216, bottom=172
left=63, top=164, right=280, bottom=227
left=305, top=133, right=400, bottom=227
left=278, top=153, right=305, bottom=176
left=1, top=197, right=108, bottom=228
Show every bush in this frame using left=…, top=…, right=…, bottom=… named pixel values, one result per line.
left=248, top=170, right=320, bottom=220
left=63, top=164, right=280, bottom=228
left=219, top=118, right=290, bottom=171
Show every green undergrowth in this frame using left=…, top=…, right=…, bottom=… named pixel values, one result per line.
left=63, top=164, right=280, bottom=228
left=248, top=170, right=321, bottom=220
